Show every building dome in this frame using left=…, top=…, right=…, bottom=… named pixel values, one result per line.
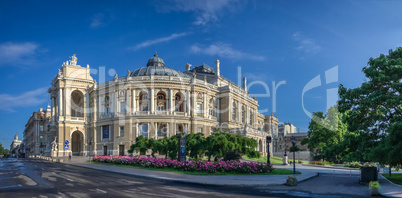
left=14, top=132, right=19, bottom=140
left=130, top=66, right=190, bottom=78
left=146, top=52, right=165, bottom=67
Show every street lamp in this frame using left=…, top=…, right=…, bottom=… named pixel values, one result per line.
left=266, top=136, right=271, bottom=165
left=291, top=135, right=296, bottom=174
left=87, top=139, right=92, bottom=159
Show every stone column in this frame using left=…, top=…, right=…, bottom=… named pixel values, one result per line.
left=135, top=123, right=139, bottom=138
left=51, top=96, right=55, bottom=123
left=58, top=89, right=63, bottom=116
left=203, top=92, right=207, bottom=118
left=169, top=89, right=173, bottom=113
left=237, top=102, right=241, bottom=122
left=186, top=91, right=190, bottom=115
left=125, top=89, right=130, bottom=115
left=65, top=88, right=70, bottom=116
left=150, top=89, right=154, bottom=113
left=155, top=122, right=158, bottom=139
left=166, top=123, right=169, bottom=137
left=132, top=89, right=136, bottom=114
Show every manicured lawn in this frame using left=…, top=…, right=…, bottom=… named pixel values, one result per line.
left=382, top=173, right=402, bottom=185
left=243, top=156, right=309, bottom=164
left=88, top=161, right=300, bottom=175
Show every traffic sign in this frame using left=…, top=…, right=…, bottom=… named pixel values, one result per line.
left=64, top=144, right=69, bottom=149
left=65, top=140, right=69, bottom=144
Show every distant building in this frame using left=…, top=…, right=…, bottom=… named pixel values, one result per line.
left=10, top=132, right=22, bottom=157
left=23, top=106, right=51, bottom=156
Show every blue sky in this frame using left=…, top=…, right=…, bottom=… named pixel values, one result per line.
left=1, top=0, right=401, bottom=147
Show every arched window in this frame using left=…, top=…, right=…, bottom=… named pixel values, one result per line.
left=249, top=109, right=253, bottom=125
left=71, top=90, right=84, bottom=117
left=232, top=101, right=237, bottom=120
left=156, top=92, right=166, bottom=111
left=139, top=92, right=148, bottom=111
left=175, top=93, right=184, bottom=112
left=209, top=98, right=215, bottom=116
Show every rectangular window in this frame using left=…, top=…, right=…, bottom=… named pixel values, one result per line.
left=40, top=125, right=44, bottom=131
left=102, top=125, right=110, bottom=139
left=140, top=124, right=149, bottom=137
left=198, top=128, right=202, bottom=133
left=120, top=102, right=126, bottom=113
left=197, top=104, right=202, bottom=114
left=120, top=126, right=124, bottom=137
left=106, top=107, right=110, bottom=114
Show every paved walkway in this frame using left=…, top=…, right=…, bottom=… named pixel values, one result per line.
left=379, top=173, right=402, bottom=198
left=45, top=156, right=402, bottom=197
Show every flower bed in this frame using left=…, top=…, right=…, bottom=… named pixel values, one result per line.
left=92, top=156, right=274, bottom=174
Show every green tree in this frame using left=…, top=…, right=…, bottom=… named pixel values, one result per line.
left=301, top=106, right=347, bottom=162
left=186, top=133, right=206, bottom=159
left=128, top=136, right=149, bottom=155
left=339, top=47, right=402, bottom=172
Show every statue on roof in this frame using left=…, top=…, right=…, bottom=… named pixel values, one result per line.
left=70, top=54, right=77, bottom=66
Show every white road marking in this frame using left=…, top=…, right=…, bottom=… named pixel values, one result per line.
left=0, top=184, right=22, bottom=189
left=96, top=188, right=107, bottom=193
left=65, top=178, right=74, bottom=182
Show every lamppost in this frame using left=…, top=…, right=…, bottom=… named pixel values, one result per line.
left=87, top=139, right=92, bottom=160
left=291, top=135, right=296, bottom=174
left=266, top=136, right=271, bottom=165
left=283, top=138, right=288, bottom=165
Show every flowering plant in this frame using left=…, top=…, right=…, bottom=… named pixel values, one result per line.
left=287, top=176, right=297, bottom=181
left=92, top=156, right=274, bottom=174
left=369, top=181, right=380, bottom=189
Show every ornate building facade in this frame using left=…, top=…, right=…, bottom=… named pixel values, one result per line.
left=45, top=53, right=282, bottom=157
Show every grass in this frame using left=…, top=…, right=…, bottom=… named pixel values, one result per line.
left=88, top=161, right=301, bottom=175
left=242, top=156, right=309, bottom=164
left=382, top=173, right=402, bottom=185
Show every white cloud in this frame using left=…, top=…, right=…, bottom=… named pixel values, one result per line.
left=0, top=42, right=39, bottom=65
left=90, top=13, right=104, bottom=28
left=190, top=43, right=265, bottom=61
left=158, top=0, right=243, bottom=25
left=244, top=72, right=271, bottom=81
left=129, top=32, right=190, bottom=50
left=0, top=87, right=48, bottom=112
left=292, top=32, right=321, bottom=54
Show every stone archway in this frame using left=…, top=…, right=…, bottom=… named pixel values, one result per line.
left=71, top=131, right=83, bottom=156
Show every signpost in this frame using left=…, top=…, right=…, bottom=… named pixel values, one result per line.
left=64, top=140, right=69, bottom=150
left=177, top=134, right=187, bottom=162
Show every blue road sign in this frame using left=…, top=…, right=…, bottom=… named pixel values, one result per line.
left=64, top=144, right=69, bottom=150
left=65, top=140, right=69, bottom=144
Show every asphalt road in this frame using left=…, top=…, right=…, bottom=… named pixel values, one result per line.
left=0, top=158, right=371, bottom=198
left=0, top=158, right=289, bottom=198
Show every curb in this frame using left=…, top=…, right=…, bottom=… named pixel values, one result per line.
left=302, top=164, right=358, bottom=171
left=67, top=162, right=318, bottom=188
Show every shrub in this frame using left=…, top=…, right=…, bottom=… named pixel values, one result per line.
left=223, top=151, right=242, bottom=161
left=369, top=181, right=380, bottom=189
left=344, top=162, right=361, bottom=168
left=298, top=160, right=303, bottom=164
left=310, top=161, right=333, bottom=166
left=247, top=150, right=261, bottom=158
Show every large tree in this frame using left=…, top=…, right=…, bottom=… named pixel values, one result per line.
left=301, top=105, right=347, bottom=162
left=338, top=47, right=402, bottom=169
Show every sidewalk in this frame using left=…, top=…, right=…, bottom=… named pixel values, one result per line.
left=379, top=174, right=402, bottom=198
left=60, top=156, right=317, bottom=187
